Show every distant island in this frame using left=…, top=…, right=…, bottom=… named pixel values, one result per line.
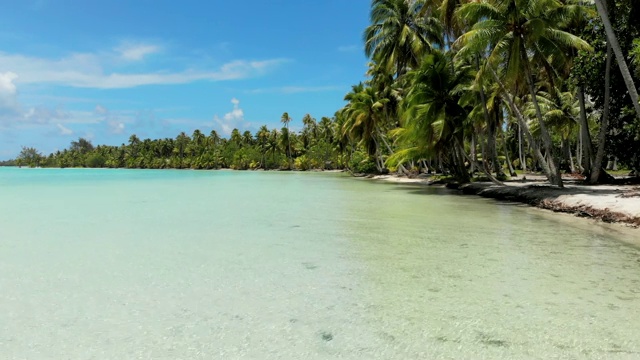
left=0, top=159, right=16, bottom=166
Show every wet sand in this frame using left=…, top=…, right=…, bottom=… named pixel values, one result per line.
left=368, top=174, right=640, bottom=228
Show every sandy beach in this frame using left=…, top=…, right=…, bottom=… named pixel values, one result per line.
left=367, top=174, right=640, bottom=228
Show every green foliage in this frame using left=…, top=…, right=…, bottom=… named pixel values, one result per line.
left=364, top=0, right=443, bottom=76
left=85, top=154, right=106, bottom=168
left=341, top=0, right=640, bottom=184
left=70, top=138, right=94, bottom=154
left=294, top=155, right=312, bottom=171
left=306, top=141, right=337, bottom=169
left=632, top=38, right=640, bottom=77
left=572, top=0, right=640, bottom=171
left=32, top=115, right=350, bottom=172
left=19, top=0, right=640, bottom=182
left=230, top=147, right=261, bottom=170
left=401, top=51, right=470, bottom=154
left=390, top=51, right=472, bottom=181
left=348, top=151, right=377, bottom=174
left=16, top=147, right=43, bottom=168
left=0, top=159, right=17, bottom=166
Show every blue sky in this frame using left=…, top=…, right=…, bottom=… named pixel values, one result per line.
left=0, top=0, right=371, bottom=158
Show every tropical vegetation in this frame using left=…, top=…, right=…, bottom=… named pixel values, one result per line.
left=13, top=115, right=364, bottom=172
left=10, top=0, right=640, bottom=188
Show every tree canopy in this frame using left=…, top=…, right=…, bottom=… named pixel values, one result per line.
left=14, top=0, right=640, bottom=184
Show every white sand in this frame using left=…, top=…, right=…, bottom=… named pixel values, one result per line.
left=555, top=185, right=640, bottom=219
left=367, top=174, right=640, bottom=225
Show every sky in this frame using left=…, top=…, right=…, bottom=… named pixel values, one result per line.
left=0, top=0, right=371, bottom=158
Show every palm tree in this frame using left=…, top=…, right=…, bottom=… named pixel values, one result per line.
left=301, top=114, right=318, bottom=143
left=417, top=0, right=469, bottom=48
left=256, top=125, right=270, bottom=168
left=467, top=78, right=507, bottom=179
left=242, top=131, right=254, bottom=147
left=174, top=132, right=190, bottom=168
left=524, top=87, right=581, bottom=172
left=318, top=117, right=334, bottom=143
left=230, top=129, right=242, bottom=145
left=366, top=59, right=402, bottom=129
left=589, top=0, right=640, bottom=182
left=128, top=134, right=140, bottom=158
left=455, top=0, right=592, bottom=186
left=208, top=130, right=220, bottom=149
left=191, top=129, right=206, bottom=158
left=281, top=112, right=292, bottom=166
left=390, top=51, right=472, bottom=182
left=159, top=138, right=173, bottom=159
left=267, top=129, right=280, bottom=166
left=279, top=126, right=292, bottom=169
left=364, top=0, right=443, bottom=78
left=333, top=110, right=352, bottom=168
left=342, top=85, right=389, bottom=172
left=70, top=138, right=94, bottom=154
left=593, top=0, right=640, bottom=119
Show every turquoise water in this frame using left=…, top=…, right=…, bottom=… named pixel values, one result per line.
left=1, top=168, right=639, bottom=359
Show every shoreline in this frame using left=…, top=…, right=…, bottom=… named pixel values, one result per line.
left=6, top=167, right=639, bottom=228
left=367, top=174, right=640, bottom=229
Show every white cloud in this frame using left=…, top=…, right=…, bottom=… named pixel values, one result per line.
left=56, top=123, right=73, bottom=135
left=0, top=79, right=127, bottom=139
left=214, top=98, right=249, bottom=136
left=0, top=51, right=289, bottom=89
left=0, top=72, right=20, bottom=115
left=116, top=43, right=161, bottom=61
left=92, top=104, right=130, bottom=135
left=247, top=85, right=345, bottom=94
left=0, top=73, right=64, bottom=128
left=95, top=104, right=108, bottom=115
left=23, top=107, right=70, bottom=124
left=21, top=94, right=100, bottom=104
left=0, top=72, right=18, bottom=95
left=108, top=120, right=125, bottom=134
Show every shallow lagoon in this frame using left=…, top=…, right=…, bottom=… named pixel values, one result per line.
left=1, top=168, right=639, bottom=359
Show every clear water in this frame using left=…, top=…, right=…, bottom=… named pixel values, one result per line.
left=1, top=168, right=639, bottom=359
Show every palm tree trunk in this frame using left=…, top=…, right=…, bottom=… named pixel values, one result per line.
left=457, top=138, right=504, bottom=185
left=520, top=46, right=563, bottom=187
left=372, top=137, right=384, bottom=173
left=287, top=124, right=292, bottom=169
left=491, top=115, right=505, bottom=177
left=470, top=134, right=476, bottom=174
left=590, top=41, right=613, bottom=183
left=487, top=121, right=502, bottom=177
left=489, top=67, right=555, bottom=184
left=568, top=141, right=575, bottom=174
left=479, top=132, right=489, bottom=175
left=594, top=0, right=640, bottom=120
left=502, top=130, right=516, bottom=176
left=561, top=138, right=574, bottom=173
left=577, top=131, right=582, bottom=172
left=476, top=56, right=502, bottom=178
left=577, top=86, right=593, bottom=175
left=454, top=141, right=471, bottom=183
left=519, top=123, right=527, bottom=172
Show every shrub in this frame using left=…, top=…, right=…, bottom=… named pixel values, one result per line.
left=85, top=154, right=105, bottom=167
left=294, top=155, right=311, bottom=170
left=348, top=151, right=377, bottom=173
